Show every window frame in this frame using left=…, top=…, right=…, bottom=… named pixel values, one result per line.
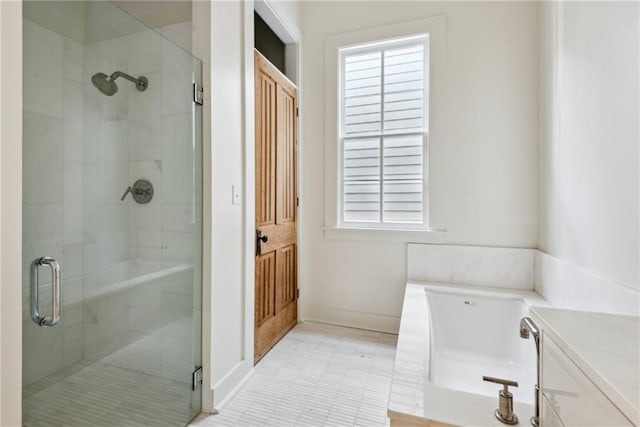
left=338, top=36, right=429, bottom=230
left=323, top=16, right=447, bottom=242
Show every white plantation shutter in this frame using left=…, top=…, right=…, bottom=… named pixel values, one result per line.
left=340, top=36, right=428, bottom=226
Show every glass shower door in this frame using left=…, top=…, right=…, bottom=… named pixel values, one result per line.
left=22, top=2, right=202, bottom=425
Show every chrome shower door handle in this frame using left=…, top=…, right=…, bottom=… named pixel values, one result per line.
left=30, top=257, right=61, bottom=327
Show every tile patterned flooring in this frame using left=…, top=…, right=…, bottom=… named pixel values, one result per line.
left=192, top=322, right=398, bottom=427
left=22, top=360, right=197, bottom=427
left=22, top=321, right=396, bottom=427
left=22, top=316, right=199, bottom=427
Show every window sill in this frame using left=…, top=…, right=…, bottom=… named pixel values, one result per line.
left=323, top=226, right=446, bottom=243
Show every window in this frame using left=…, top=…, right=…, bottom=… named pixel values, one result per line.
left=339, top=35, right=428, bottom=228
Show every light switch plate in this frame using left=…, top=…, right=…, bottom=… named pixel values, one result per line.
left=232, top=185, right=241, bottom=205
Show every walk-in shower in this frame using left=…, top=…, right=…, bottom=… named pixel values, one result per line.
left=22, top=1, right=202, bottom=426
left=91, top=71, right=149, bottom=96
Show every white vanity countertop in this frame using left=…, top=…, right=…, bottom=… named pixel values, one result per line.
left=530, top=306, right=640, bottom=425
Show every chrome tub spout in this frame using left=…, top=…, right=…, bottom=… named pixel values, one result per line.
left=520, top=316, right=540, bottom=427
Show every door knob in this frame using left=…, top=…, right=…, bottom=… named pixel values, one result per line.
left=256, top=231, right=269, bottom=256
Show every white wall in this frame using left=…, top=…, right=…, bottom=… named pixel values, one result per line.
left=300, top=1, right=539, bottom=332
left=207, top=0, right=301, bottom=410
left=267, top=0, right=299, bottom=38
left=0, top=1, right=23, bottom=424
left=537, top=1, right=639, bottom=314
left=209, top=0, right=246, bottom=405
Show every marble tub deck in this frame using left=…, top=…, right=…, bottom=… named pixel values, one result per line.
left=388, top=281, right=546, bottom=427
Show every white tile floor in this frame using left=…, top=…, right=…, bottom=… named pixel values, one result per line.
left=22, top=360, right=197, bottom=427
left=191, top=322, right=398, bottom=427
left=23, top=316, right=199, bottom=427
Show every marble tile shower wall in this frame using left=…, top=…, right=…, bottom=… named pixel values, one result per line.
left=22, top=19, right=85, bottom=386
left=23, top=19, right=197, bottom=386
left=81, top=28, right=197, bottom=377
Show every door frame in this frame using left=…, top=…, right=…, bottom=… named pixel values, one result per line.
left=245, top=0, right=302, bottom=363
left=0, top=1, right=24, bottom=424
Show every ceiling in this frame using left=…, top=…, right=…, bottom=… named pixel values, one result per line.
left=111, top=1, right=192, bottom=29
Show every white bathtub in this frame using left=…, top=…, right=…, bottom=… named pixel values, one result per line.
left=389, top=281, right=547, bottom=427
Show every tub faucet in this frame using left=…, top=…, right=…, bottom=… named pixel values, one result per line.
left=520, top=317, right=539, bottom=351
left=520, top=316, right=540, bottom=427
left=482, top=376, right=519, bottom=425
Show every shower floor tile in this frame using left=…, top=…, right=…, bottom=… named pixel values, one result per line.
left=191, top=322, right=398, bottom=427
left=22, top=359, right=197, bottom=427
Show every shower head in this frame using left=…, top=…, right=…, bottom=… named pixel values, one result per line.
left=91, top=71, right=148, bottom=96
left=91, top=72, right=118, bottom=96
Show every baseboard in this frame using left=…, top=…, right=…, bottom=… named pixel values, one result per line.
left=211, top=360, right=254, bottom=411
left=301, top=305, right=400, bottom=334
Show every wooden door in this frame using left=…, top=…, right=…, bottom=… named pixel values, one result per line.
left=254, top=50, right=298, bottom=363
